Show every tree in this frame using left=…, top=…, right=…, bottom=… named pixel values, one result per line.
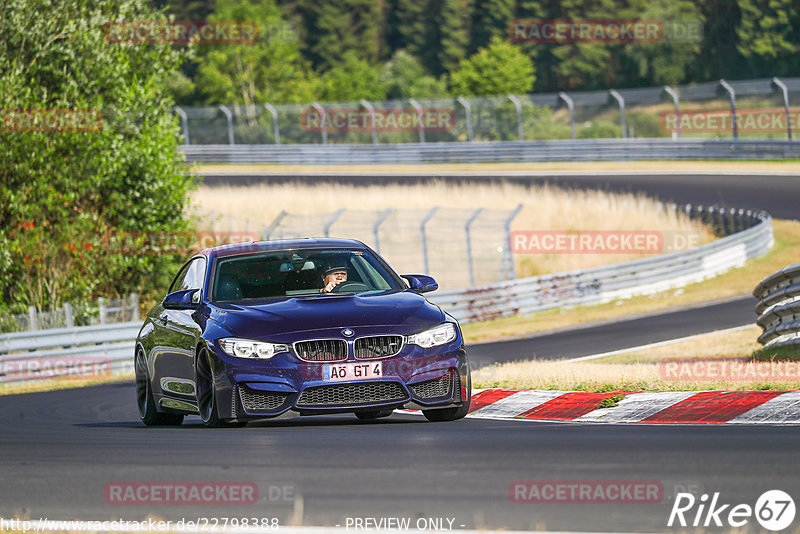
left=290, top=0, right=383, bottom=71
left=380, top=50, right=448, bottom=99
left=449, top=37, right=536, bottom=96
left=316, top=52, right=386, bottom=102
left=0, top=0, right=193, bottom=312
left=195, top=0, right=315, bottom=105
left=620, top=0, right=704, bottom=86
left=737, top=0, right=800, bottom=77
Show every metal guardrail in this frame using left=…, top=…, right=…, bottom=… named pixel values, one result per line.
left=1, top=293, right=139, bottom=333
left=183, top=139, right=800, bottom=165
left=430, top=206, right=773, bottom=324
left=754, top=264, right=800, bottom=347
left=0, top=322, right=140, bottom=383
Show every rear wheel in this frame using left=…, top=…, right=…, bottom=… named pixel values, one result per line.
left=135, top=348, right=183, bottom=426
left=355, top=409, right=393, bottom=420
left=195, top=348, right=246, bottom=428
left=422, top=370, right=471, bottom=422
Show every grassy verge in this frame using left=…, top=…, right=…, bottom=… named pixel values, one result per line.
left=195, top=161, right=800, bottom=174
left=473, top=325, right=800, bottom=392
left=0, top=373, right=132, bottom=396
left=463, top=219, right=800, bottom=344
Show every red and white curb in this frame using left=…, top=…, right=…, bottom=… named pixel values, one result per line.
left=441, top=389, right=800, bottom=424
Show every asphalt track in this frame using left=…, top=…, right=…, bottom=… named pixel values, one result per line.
left=2, top=382, right=800, bottom=532
left=4, top=172, right=800, bottom=532
left=468, top=295, right=757, bottom=368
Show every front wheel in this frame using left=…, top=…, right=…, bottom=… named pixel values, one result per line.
left=135, top=348, right=183, bottom=426
left=422, top=370, right=471, bottom=422
left=195, top=348, right=246, bottom=428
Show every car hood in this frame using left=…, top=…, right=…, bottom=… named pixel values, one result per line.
left=208, top=290, right=444, bottom=339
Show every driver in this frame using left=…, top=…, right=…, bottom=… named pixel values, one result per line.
left=321, top=264, right=348, bottom=293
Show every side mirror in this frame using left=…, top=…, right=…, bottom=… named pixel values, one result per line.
left=163, top=289, right=200, bottom=310
left=402, top=274, right=438, bottom=294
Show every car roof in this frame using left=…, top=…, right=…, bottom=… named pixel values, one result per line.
left=201, top=238, right=368, bottom=259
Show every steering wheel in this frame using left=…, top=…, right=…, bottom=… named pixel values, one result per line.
left=331, top=281, right=370, bottom=293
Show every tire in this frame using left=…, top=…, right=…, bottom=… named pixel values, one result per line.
left=422, top=369, right=472, bottom=423
left=355, top=409, right=394, bottom=420
left=135, top=348, right=183, bottom=426
left=195, top=348, right=246, bottom=428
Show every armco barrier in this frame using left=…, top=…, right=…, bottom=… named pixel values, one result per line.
left=182, top=139, right=800, bottom=165
left=0, top=322, right=140, bottom=383
left=754, top=263, right=800, bottom=347
left=430, top=207, right=773, bottom=323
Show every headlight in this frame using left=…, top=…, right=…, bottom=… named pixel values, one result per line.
left=407, top=323, right=457, bottom=348
left=218, top=338, right=288, bottom=360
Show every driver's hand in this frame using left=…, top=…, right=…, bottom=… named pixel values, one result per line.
left=323, top=279, right=339, bottom=293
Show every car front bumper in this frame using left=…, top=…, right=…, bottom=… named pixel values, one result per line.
left=208, top=338, right=470, bottom=420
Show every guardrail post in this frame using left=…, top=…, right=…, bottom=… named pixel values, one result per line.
left=507, top=94, right=524, bottom=141
left=464, top=208, right=483, bottom=287
left=719, top=79, right=738, bottom=139
left=174, top=106, right=190, bottom=145
left=772, top=78, right=792, bottom=141
left=360, top=99, right=378, bottom=145
left=609, top=90, right=627, bottom=139
left=64, top=302, right=74, bottom=328
left=264, top=210, right=288, bottom=240
left=218, top=105, right=235, bottom=145
left=130, top=293, right=139, bottom=322
left=98, top=298, right=107, bottom=325
left=372, top=208, right=394, bottom=253
left=558, top=92, right=576, bottom=139
left=420, top=207, right=439, bottom=273
left=311, top=102, right=327, bottom=144
left=28, top=306, right=37, bottom=331
left=663, top=86, right=680, bottom=139
left=408, top=99, right=425, bottom=143
left=264, top=103, right=281, bottom=145
left=456, top=97, right=473, bottom=142
left=500, top=204, right=523, bottom=281
left=323, top=209, right=345, bottom=237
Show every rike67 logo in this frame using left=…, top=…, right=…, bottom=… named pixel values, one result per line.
left=669, top=490, right=795, bottom=531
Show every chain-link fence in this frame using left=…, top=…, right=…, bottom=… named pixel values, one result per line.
left=201, top=206, right=522, bottom=291
left=176, top=77, right=800, bottom=145
left=0, top=294, right=139, bottom=333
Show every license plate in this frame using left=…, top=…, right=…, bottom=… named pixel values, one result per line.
left=322, top=362, right=382, bottom=382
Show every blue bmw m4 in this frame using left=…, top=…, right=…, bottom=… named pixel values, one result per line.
left=135, top=238, right=471, bottom=427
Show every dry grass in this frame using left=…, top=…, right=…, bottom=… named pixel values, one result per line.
left=463, top=219, right=800, bottom=343
left=192, top=181, right=712, bottom=276
left=195, top=161, right=800, bottom=173
left=472, top=325, right=800, bottom=392
left=0, top=373, right=132, bottom=396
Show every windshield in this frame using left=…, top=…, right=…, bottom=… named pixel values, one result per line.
left=211, top=248, right=404, bottom=301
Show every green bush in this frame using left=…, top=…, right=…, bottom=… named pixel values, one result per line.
left=0, top=0, right=195, bottom=314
